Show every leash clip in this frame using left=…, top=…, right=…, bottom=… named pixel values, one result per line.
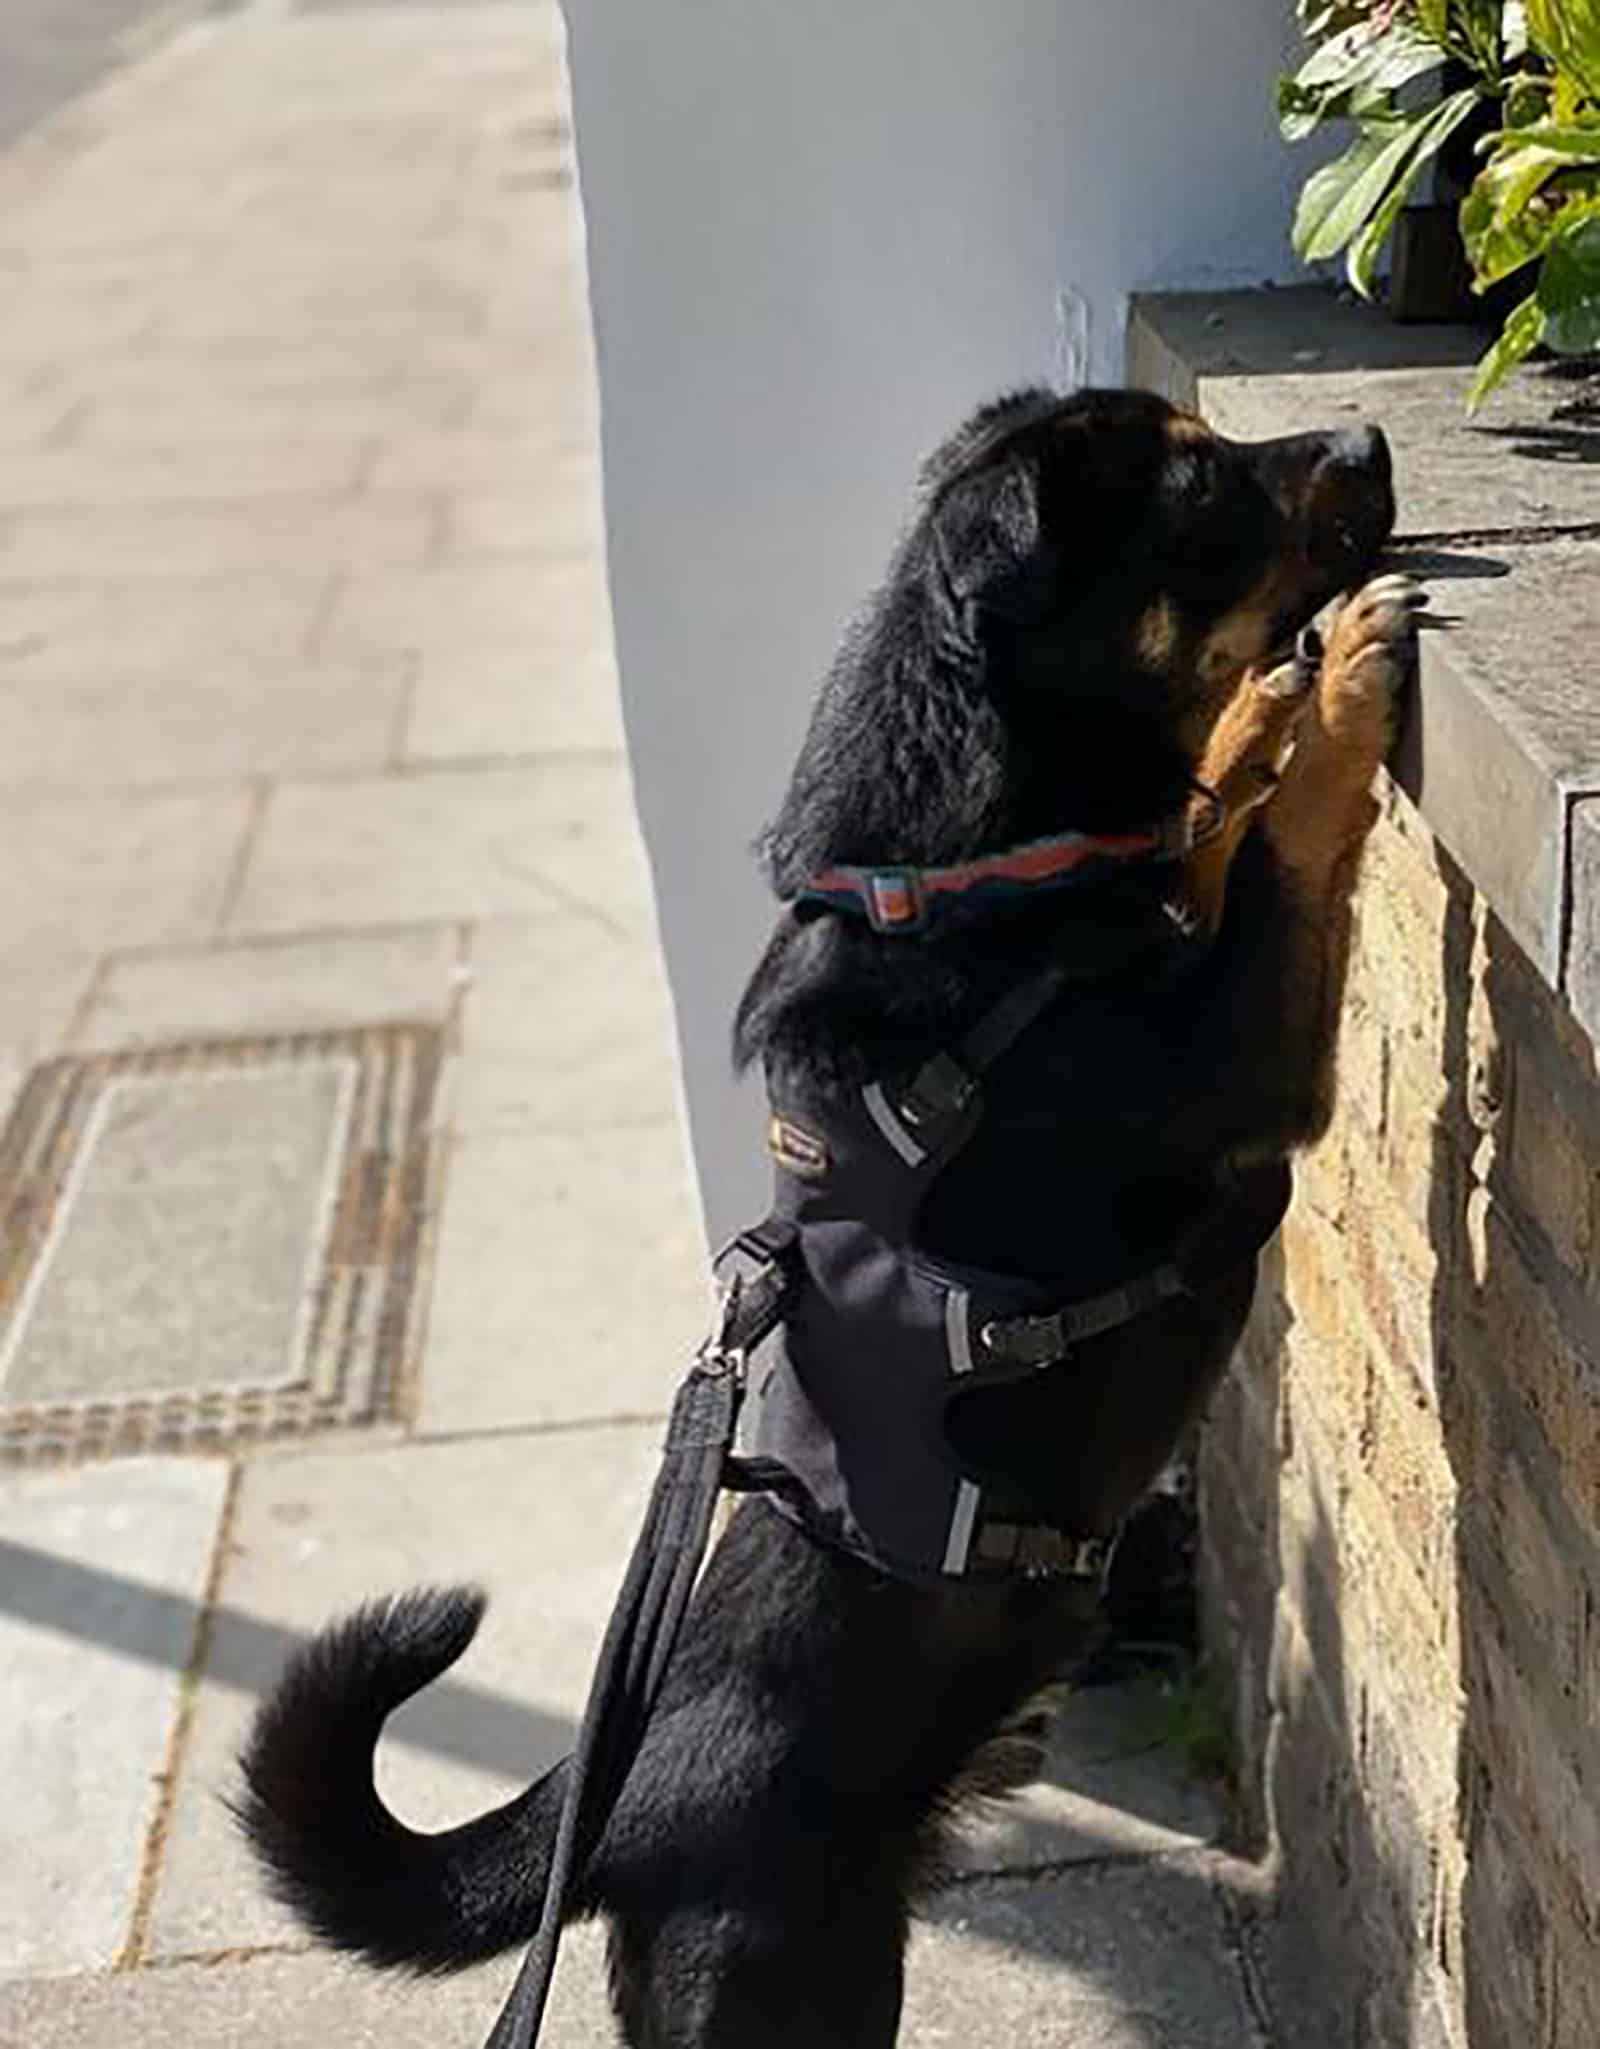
left=698, top=1275, right=749, bottom=1382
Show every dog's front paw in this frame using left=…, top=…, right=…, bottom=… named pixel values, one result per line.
left=1319, top=572, right=1428, bottom=754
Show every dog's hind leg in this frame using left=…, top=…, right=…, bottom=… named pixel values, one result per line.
left=607, top=1890, right=907, bottom=2049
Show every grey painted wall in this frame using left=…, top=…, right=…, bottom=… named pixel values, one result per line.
left=563, top=1, right=1310, bottom=1242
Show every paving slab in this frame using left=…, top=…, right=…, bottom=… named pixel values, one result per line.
left=146, top=1423, right=662, bottom=1960
left=0, top=1937, right=614, bottom=2049
left=0, top=651, right=407, bottom=791
left=453, top=913, right=681, bottom=1139
left=0, top=498, right=437, bottom=583
left=403, top=618, right=625, bottom=762
left=0, top=786, right=251, bottom=956
left=0, top=948, right=95, bottom=1065
left=77, top=925, right=463, bottom=1049
left=417, top=1123, right=706, bottom=1436
left=0, top=1456, right=229, bottom=1977
left=0, top=432, right=367, bottom=508
left=904, top=1863, right=1255, bottom=2048
left=954, top=1680, right=1223, bottom=1879
left=227, top=762, right=653, bottom=938
left=0, top=572, right=328, bottom=680
left=438, top=475, right=605, bottom=561
left=321, top=556, right=612, bottom=667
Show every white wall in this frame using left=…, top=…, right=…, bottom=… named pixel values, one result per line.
left=563, top=0, right=1309, bottom=1243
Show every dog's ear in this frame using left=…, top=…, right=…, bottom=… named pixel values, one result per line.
left=929, top=455, right=1059, bottom=626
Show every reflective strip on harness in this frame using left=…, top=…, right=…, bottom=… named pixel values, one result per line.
left=862, top=1081, right=926, bottom=1166
left=942, top=1481, right=982, bottom=1575
left=942, top=1286, right=981, bottom=1574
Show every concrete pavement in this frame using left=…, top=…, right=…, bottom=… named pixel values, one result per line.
left=0, top=4, right=1286, bottom=2042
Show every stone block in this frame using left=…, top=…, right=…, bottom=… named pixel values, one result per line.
left=417, top=1122, right=706, bottom=1436
left=1551, top=1893, right=1600, bottom=2049
left=403, top=624, right=627, bottom=762
left=77, top=925, right=463, bottom=1049
left=1473, top=1453, right=1587, bottom=1707
left=322, top=555, right=612, bottom=668
left=904, top=1864, right=1256, bottom=2049
left=0, top=572, right=327, bottom=681
left=146, top=1423, right=662, bottom=1959
left=0, top=786, right=251, bottom=957
left=952, top=1678, right=1223, bottom=1879
left=0, top=949, right=95, bottom=1067
left=0, top=1938, right=612, bottom=2049
left=0, top=434, right=365, bottom=507
left=1461, top=1618, right=1600, bottom=1926
left=0, top=652, right=406, bottom=793
left=1460, top=1800, right=1555, bottom=2049
left=1566, top=797, right=1600, bottom=1062
left=0, top=497, right=436, bottom=582
left=227, top=761, right=653, bottom=938
left=1466, top=1203, right=1600, bottom=1525
left=453, top=913, right=680, bottom=1139
left=0, top=1457, right=229, bottom=1975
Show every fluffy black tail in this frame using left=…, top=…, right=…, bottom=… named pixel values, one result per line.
left=236, top=1587, right=571, bottom=1974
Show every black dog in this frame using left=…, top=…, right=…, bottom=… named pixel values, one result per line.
left=240, top=388, right=1416, bottom=2046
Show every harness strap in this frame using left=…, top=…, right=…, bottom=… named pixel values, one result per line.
left=976, top=1159, right=1292, bottom=1370
left=484, top=1225, right=796, bottom=2049
left=880, top=952, right=1099, bottom=1161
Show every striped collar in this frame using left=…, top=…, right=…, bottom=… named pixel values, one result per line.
left=796, top=789, right=1222, bottom=936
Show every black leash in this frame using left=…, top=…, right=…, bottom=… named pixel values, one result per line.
left=483, top=1229, right=794, bottom=2049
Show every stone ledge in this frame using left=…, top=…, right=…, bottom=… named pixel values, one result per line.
left=1130, top=285, right=1600, bottom=1045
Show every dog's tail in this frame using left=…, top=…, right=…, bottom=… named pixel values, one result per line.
left=237, top=1587, right=573, bottom=1974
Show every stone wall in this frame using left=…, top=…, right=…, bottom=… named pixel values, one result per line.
left=1203, top=778, right=1600, bottom=2048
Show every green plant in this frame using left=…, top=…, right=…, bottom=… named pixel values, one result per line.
left=1154, top=1662, right=1236, bottom=1784
left=1280, top=1, right=1600, bottom=406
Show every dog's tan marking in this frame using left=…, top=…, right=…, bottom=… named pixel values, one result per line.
left=1257, top=571, right=1427, bottom=1134
left=1136, top=597, right=1179, bottom=670
left=1165, top=410, right=1213, bottom=447
left=1175, top=649, right=1313, bottom=943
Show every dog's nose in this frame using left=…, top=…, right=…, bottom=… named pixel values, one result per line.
left=1307, top=422, right=1395, bottom=567
left=1323, top=423, right=1391, bottom=487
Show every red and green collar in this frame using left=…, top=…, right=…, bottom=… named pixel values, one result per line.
left=797, top=789, right=1223, bottom=935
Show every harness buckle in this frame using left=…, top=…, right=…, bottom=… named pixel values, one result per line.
left=979, top=1312, right=1067, bottom=1369
left=898, top=1052, right=976, bottom=1131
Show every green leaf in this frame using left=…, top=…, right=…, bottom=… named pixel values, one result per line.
left=1418, top=0, right=1451, bottom=45
left=1527, top=0, right=1600, bottom=98
left=1538, top=213, right=1600, bottom=351
left=1461, top=144, right=1577, bottom=280
left=1468, top=291, right=1545, bottom=409
left=1494, top=122, right=1600, bottom=160
left=1279, top=20, right=1449, bottom=140
left=1293, top=120, right=1406, bottom=259
left=1347, top=89, right=1485, bottom=296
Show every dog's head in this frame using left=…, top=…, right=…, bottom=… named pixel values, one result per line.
left=760, top=385, right=1394, bottom=900
left=921, top=386, right=1394, bottom=748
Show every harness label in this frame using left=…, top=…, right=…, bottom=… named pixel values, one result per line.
left=768, top=1115, right=831, bottom=1180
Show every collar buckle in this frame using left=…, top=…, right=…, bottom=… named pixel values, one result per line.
left=863, top=869, right=926, bottom=932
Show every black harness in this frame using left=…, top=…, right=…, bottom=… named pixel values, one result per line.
left=482, top=814, right=1291, bottom=2049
